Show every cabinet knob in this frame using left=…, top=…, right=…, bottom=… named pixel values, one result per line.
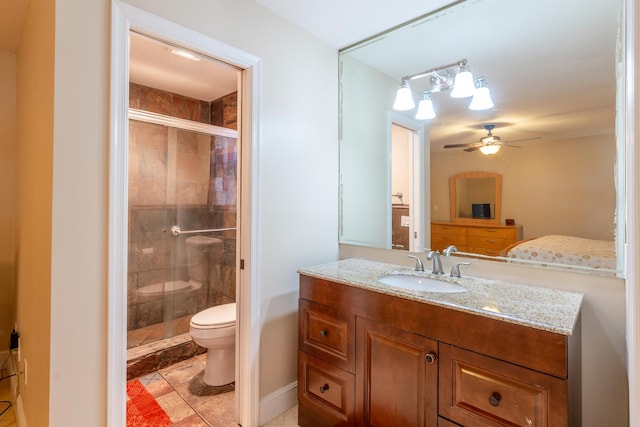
left=425, top=352, right=437, bottom=363
left=319, top=330, right=328, bottom=337
left=489, top=392, right=502, bottom=407
left=319, top=383, right=329, bottom=393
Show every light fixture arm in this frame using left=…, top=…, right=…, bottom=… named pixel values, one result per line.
left=402, top=58, right=468, bottom=81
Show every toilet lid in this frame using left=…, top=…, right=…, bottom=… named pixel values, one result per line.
left=191, top=303, right=236, bottom=328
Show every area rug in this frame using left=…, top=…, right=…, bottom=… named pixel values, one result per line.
left=126, top=379, right=172, bottom=427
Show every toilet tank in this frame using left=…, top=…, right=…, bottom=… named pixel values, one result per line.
left=185, top=236, right=224, bottom=282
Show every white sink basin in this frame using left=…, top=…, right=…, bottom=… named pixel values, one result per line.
left=378, top=274, right=467, bottom=293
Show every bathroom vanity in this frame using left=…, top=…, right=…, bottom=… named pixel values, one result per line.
left=297, top=259, right=582, bottom=427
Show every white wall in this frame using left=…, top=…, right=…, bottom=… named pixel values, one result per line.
left=339, top=54, right=397, bottom=247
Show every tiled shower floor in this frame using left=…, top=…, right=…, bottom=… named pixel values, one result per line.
left=128, top=353, right=299, bottom=426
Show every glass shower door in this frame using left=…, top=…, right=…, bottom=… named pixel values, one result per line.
left=127, top=117, right=238, bottom=350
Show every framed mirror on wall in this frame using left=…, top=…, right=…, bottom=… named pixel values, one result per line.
left=338, top=0, right=624, bottom=277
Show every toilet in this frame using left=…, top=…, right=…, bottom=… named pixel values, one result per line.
left=189, top=302, right=236, bottom=386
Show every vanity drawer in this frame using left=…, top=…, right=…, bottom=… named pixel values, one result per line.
left=467, top=226, right=517, bottom=240
left=299, top=299, right=355, bottom=372
left=298, top=351, right=355, bottom=427
left=439, top=344, right=567, bottom=427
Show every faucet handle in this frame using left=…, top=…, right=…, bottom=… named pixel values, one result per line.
left=443, top=245, right=458, bottom=256
left=450, top=262, right=471, bottom=278
left=407, top=255, right=424, bottom=272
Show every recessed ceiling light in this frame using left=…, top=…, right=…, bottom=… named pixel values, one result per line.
left=170, top=49, right=201, bottom=62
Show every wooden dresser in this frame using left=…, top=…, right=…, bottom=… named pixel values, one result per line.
left=431, top=221, right=523, bottom=256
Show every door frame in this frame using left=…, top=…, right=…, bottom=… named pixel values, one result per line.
left=108, top=2, right=262, bottom=426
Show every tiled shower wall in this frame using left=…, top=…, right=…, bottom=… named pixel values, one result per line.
left=127, top=83, right=238, bottom=337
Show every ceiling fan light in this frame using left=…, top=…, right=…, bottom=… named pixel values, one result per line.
left=450, top=64, right=475, bottom=98
left=415, top=93, right=436, bottom=120
left=393, top=80, right=415, bottom=110
left=479, top=144, right=501, bottom=155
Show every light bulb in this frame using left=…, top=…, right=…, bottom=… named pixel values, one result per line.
left=469, top=78, right=494, bottom=110
left=393, top=80, right=415, bottom=110
left=450, top=64, right=475, bottom=98
left=479, top=144, right=501, bottom=155
left=415, top=93, right=436, bottom=120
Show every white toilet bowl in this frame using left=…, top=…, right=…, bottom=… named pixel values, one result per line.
left=189, top=302, right=236, bottom=386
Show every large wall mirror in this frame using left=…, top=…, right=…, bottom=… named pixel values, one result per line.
left=339, top=0, right=625, bottom=277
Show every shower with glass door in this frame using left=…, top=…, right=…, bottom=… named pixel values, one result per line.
left=126, top=112, right=238, bottom=350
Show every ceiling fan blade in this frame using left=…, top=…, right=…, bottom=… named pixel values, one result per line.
left=499, top=144, right=522, bottom=148
left=464, top=147, right=480, bottom=152
left=501, top=136, right=542, bottom=144
left=444, top=143, right=478, bottom=149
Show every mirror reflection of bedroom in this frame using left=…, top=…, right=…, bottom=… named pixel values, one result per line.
left=339, top=0, right=622, bottom=276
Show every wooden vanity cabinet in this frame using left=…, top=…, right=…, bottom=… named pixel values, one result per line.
left=298, top=274, right=580, bottom=427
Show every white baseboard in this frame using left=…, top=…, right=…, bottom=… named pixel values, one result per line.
left=258, top=381, right=297, bottom=425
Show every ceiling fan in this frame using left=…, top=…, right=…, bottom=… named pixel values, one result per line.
left=444, top=124, right=541, bottom=154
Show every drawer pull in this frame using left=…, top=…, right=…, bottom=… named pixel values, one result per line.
left=319, top=383, right=330, bottom=393
left=319, top=329, right=328, bottom=337
left=425, top=352, right=437, bottom=363
left=489, top=392, right=502, bottom=407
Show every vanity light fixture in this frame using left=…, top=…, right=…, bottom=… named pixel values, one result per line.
left=469, top=77, right=495, bottom=110
left=449, top=63, right=475, bottom=98
left=392, top=79, right=415, bottom=110
left=392, top=58, right=494, bottom=120
left=415, top=92, right=436, bottom=120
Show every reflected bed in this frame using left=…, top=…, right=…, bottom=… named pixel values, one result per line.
left=501, top=234, right=616, bottom=271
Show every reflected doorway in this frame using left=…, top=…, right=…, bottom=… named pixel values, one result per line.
left=390, top=119, right=426, bottom=252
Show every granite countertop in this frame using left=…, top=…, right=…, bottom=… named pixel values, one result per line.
left=298, top=258, right=583, bottom=336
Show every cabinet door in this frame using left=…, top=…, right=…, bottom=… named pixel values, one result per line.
left=356, top=317, right=438, bottom=427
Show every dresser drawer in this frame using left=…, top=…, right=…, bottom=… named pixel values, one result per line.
left=431, top=234, right=467, bottom=252
left=439, top=344, right=567, bottom=427
left=298, top=352, right=355, bottom=426
left=467, top=236, right=512, bottom=255
left=432, top=223, right=467, bottom=236
left=299, top=299, right=355, bottom=372
left=467, top=226, right=516, bottom=239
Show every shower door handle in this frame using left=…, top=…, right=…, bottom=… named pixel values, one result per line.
left=169, top=225, right=237, bottom=236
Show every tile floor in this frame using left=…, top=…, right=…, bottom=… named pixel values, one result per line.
left=0, top=352, right=298, bottom=427
left=129, top=353, right=299, bottom=426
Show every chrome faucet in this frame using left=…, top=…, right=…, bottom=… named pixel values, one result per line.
left=442, top=245, right=458, bottom=256
left=408, top=255, right=425, bottom=272
left=426, top=250, right=444, bottom=275
left=450, top=262, right=471, bottom=278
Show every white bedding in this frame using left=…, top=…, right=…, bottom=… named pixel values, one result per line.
left=503, top=234, right=616, bottom=271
